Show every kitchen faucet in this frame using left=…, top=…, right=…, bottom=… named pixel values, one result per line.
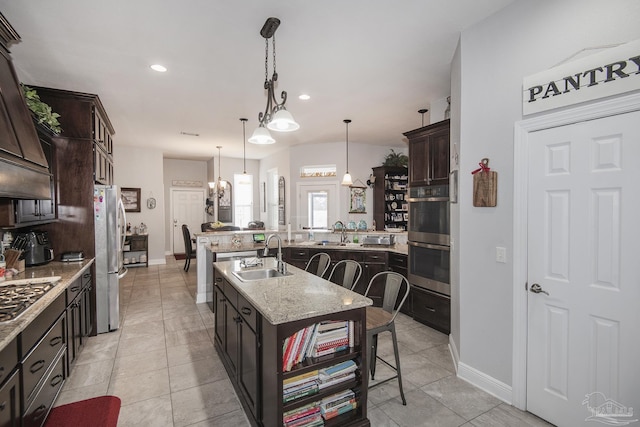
left=333, top=221, right=348, bottom=243
left=263, top=234, right=286, bottom=274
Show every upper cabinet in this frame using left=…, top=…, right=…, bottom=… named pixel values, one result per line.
left=404, top=119, right=450, bottom=187
left=29, top=86, right=115, bottom=185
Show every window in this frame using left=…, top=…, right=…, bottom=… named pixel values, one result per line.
left=308, top=191, right=328, bottom=228
left=300, top=164, right=337, bottom=178
left=234, top=173, right=253, bottom=228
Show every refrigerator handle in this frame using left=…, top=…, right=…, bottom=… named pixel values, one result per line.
left=118, top=197, right=127, bottom=251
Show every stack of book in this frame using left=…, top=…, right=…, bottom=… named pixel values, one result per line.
left=282, top=321, right=354, bottom=372
left=318, top=360, right=358, bottom=390
left=283, top=401, right=323, bottom=427
left=319, top=389, right=357, bottom=420
left=283, top=370, right=319, bottom=403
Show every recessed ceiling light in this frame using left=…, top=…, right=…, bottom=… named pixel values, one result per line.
left=150, top=64, right=167, bottom=72
left=298, top=94, right=310, bottom=100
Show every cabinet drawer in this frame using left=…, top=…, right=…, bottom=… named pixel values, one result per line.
left=288, top=248, right=309, bottom=260
left=388, top=253, right=407, bottom=268
left=21, top=293, right=65, bottom=357
left=66, top=277, right=82, bottom=305
left=222, top=279, right=238, bottom=308
left=0, top=337, right=18, bottom=385
left=364, top=251, right=387, bottom=263
left=23, top=315, right=65, bottom=403
left=237, top=294, right=257, bottom=332
left=411, top=287, right=450, bottom=334
left=82, top=271, right=92, bottom=288
left=23, top=352, right=65, bottom=427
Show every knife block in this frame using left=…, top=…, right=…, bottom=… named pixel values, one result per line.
left=5, top=249, right=25, bottom=272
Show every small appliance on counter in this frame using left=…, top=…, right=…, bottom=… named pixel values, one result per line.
left=13, top=231, right=54, bottom=266
left=61, top=251, right=85, bottom=262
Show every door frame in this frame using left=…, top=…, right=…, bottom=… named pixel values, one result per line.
left=511, top=92, right=640, bottom=410
left=169, top=187, right=206, bottom=254
left=296, top=181, right=340, bottom=230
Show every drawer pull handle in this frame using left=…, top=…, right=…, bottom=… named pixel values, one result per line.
left=241, top=307, right=252, bottom=316
left=215, top=277, right=222, bottom=282
left=30, top=360, right=46, bottom=373
left=33, top=404, right=47, bottom=421
left=425, top=307, right=436, bottom=312
left=71, top=286, right=80, bottom=292
left=50, top=374, right=64, bottom=387
left=50, top=336, right=63, bottom=347
left=219, top=297, right=226, bottom=302
left=0, top=401, right=5, bottom=411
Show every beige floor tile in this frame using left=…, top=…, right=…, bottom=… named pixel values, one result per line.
left=64, top=359, right=115, bottom=390
left=421, top=375, right=501, bottom=420
left=117, top=395, right=174, bottom=427
left=170, top=378, right=242, bottom=427
left=168, top=355, right=228, bottom=392
left=54, top=381, right=110, bottom=406
left=112, top=348, right=168, bottom=377
left=163, top=314, right=205, bottom=332
left=378, top=388, right=466, bottom=427
left=469, top=403, right=554, bottom=426
left=166, top=340, right=216, bottom=367
left=108, top=368, right=170, bottom=406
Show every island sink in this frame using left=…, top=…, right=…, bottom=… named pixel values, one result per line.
left=232, top=268, right=293, bottom=281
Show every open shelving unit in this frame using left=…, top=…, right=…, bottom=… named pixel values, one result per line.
left=123, top=234, right=148, bottom=267
left=372, top=166, right=408, bottom=231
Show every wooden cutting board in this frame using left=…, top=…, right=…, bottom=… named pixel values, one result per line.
left=473, top=171, right=497, bottom=207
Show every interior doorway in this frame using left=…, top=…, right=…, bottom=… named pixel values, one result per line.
left=296, top=182, right=339, bottom=230
left=170, top=188, right=206, bottom=255
left=513, top=93, right=640, bottom=425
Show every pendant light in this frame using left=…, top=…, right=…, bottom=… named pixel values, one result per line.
left=341, top=119, right=353, bottom=186
left=248, top=17, right=299, bottom=144
left=238, top=118, right=252, bottom=185
left=216, top=146, right=227, bottom=198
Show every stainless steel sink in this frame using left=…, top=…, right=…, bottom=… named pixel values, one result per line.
left=232, top=268, right=293, bottom=282
left=316, top=242, right=345, bottom=246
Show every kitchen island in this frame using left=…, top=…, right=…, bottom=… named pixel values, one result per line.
left=213, top=257, right=373, bottom=426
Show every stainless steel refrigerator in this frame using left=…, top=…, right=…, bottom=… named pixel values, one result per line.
left=94, top=185, right=127, bottom=333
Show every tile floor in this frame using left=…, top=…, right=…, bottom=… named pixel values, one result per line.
left=54, top=257, right=552, bottom=426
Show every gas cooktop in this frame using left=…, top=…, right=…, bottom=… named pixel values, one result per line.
left=0, top=277, right=62, bottom=322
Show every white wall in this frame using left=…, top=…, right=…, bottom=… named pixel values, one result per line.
left=258, top=147, right=290, bottom=229
left=457, top=0, right=640, bottom=387
left=288, top=142, right=407, bottom=230
left=114, top=146, right=166, bottom=265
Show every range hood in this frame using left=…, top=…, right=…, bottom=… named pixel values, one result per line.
left=0, top=13, right=51, bottom=200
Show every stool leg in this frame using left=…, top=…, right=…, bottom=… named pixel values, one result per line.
left=390, top=324, right=406, bottom=405
left=370, top=333, right=378, bottom=380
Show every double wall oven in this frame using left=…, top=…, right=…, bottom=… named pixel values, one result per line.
left=407, top=184, right=450, bottom=296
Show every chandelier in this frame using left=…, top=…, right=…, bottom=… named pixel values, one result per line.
left=248, top=17, right=299, bottom=145
left=214, top=146, right=227, bottom=198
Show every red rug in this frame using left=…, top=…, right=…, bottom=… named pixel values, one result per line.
left=45, top=396, right=121, bottom=427
left=174, top=253, right=186, bottom=260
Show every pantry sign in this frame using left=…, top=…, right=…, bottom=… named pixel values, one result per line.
left=523, top=39, right=640, bottom=115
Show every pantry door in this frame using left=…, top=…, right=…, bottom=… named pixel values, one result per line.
left=526, top=111, right=640, bottom=425
left=171, top=188, right=206, bottom=254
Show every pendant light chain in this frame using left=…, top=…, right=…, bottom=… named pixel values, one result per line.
left=345, top=121, right=349, bottom=173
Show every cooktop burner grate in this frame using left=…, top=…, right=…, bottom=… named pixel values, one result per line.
left=0, top=278, right=60, bottom=322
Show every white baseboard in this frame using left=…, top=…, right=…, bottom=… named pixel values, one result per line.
left=149, top=258, right=166, bottom=266
left=457, top=361, right=513, bottom=405
left=448, top=335, right=459, bottom=374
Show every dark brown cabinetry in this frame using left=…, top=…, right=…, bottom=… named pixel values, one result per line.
left=388, top=253, right=412, bottom=315
left=214, top=277, right=260, bottom=419
left=214, top=269, right=370, bottom=426
left=411, top=286, right=450, bottom=334
left=29, top=86, right=115, bottom=186
left=405, top=119, right=450, bottom=187
left=66, top=271, right=93, bottom=371
left=372, top=166, right=408, bottom=231
left=0, top=338, right=19, bottom=427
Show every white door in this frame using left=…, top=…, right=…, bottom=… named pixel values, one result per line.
left=526, top=111, right=640, bottom=425
left=297, top=182, right=339, bottom=229
left=172, top=188, right=205, bottom=254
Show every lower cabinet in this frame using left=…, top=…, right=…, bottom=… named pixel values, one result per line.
left=0, top=367, right=20, bottom=427
left=388, top=253, right=412, bottom=315
left=411, top=286, right=450, bottom=334
left=22, top=352, right=65, bottom=427
left=214, top=279, right=259, bottom=418
left=214, top=273, right=370, bottom=426
left=66, top=271, right=93, bottom=372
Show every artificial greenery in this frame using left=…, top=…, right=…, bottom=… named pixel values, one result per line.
left=382, top=149, right=408, bottom=167
left=21, top=84, right=62, bottom=134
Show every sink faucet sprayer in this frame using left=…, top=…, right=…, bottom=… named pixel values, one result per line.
left=263, top=234, right=287, bottom=274
left=333, top=221, right=348, bottom=243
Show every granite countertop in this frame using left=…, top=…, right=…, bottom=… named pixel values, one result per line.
left=213, top=257, right=372, bottom=325
left=0, top=259, right=94, bottom=351
left=204, top=241, right=408, bottom=256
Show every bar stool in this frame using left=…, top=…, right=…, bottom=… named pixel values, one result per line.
left=364, top=271, right=410, bottom=405
left=327, top=259, right=362, bottom=290
left=305, top=252, right=331, bottom=278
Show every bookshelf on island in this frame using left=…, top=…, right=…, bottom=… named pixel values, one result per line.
left=213, top=257, right=372, bottom=427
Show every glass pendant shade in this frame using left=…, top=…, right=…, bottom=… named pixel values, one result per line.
left=267, top=108, right=300, bottom=132
left=248, top=125, right=276, bottom=144
left=341, top=172, right=353, bottom=186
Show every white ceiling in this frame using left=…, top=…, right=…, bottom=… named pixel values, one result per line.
left=1, top=0, right=513, bottom=161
